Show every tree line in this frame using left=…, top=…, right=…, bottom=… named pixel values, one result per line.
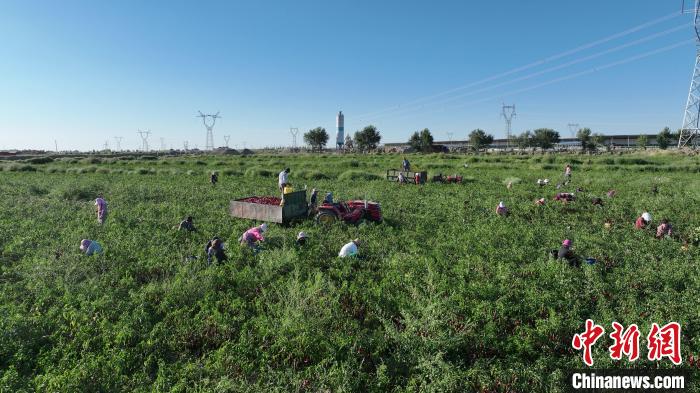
left=302, top=125, right=681, bottom=153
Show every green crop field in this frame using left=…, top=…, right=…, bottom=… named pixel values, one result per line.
left=1, top=152, right=700, bottom=392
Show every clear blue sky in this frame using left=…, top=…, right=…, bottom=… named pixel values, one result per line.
left=0, top=0, right=695, bottom=150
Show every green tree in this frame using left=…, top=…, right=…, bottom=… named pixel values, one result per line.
left=514, top=131, right=534, bottom=150
left=304, top=127, right=329, bottom=153
left=656, top=127, right=673, bottom=150
left=636, top=135, right=648, bottom=150
left=592, top=133, right=606, bottom=151
left=576, top=128, right=592, bottom=152
left=468, top=129, right=494, bottom=151
left=354, top=125, right=382, bottom=152
left=408, top=128, right=434, bottom=153
left=533, top=128, right=560, bottom=150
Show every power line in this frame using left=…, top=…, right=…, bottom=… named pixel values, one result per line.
left=388, top=39, right=694, bottom=123
left=355, top=11, right=682, bottom=121
left=364, top=23, right=689, bottom=122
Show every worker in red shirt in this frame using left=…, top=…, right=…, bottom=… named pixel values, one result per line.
left=635, top=212, right=652, bottom=229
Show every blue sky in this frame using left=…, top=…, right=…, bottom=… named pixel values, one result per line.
left=0, top=0, right=695, bottom=150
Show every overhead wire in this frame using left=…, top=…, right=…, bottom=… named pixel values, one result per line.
left=366, top=23, right=690, bottom=121
left=355, top=11, right=683, bottom=121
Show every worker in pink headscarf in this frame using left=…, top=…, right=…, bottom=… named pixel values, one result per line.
left=239, top=223, right=268, bottom=252
left=95, top=197, right=108, bottom=224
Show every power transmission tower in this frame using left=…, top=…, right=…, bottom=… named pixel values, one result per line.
left=160, top=137, right=166, bottom=151
left=114, top=136, right=123, bottom=152
left=137, top=129, right=151, bottom=152
left=183, top=141, right=189, bottom=151
left=568, top=123, right=580, bottom=138
left=680, top=0, right=700, bottom=148
left=197, top=111, right=221, bottom=151
left=290, top=127, right=299, bottom=149
left=223, top=135, right=230, bottom=148
left=103, top=140, right=110, bottom=151
left=501, top=104, right=516, bottom=148
left=447, top=132, right=454, bottom=142
left=55, top=140, right=58, bottom=153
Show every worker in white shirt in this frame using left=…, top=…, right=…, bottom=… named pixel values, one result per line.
left=338, top=238, right=361, bottom=258
left=278, top=167, right=290, bottom=191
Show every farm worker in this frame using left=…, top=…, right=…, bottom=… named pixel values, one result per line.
left=95, top=197, right=108, bottom=224
left=178, top=216, right=196, bottom=232
left=591, top=197, right=604, bottom=206
left=635, top=212, right=652, bottom=229
left=554, top=192, right=575, bottom=202
left=206, top=238, right=227, bottom=264
left=278, top=168, right=290, bottom=191
left=535, top=198, right=546, bottom=206
left=239, top=223, right=268, bottom=250
left=496, top=201, right=509, bottom=216
left=397, top=172, right=406, bottom=184
left=324, top=192, right=333, bottom=204
left=210, top=171, right=218, bottom=185
left=656, top=219, right=673, bottom=239
left=537, top=179, right=545, bottom=187
left=80, top=239, right=103, bottom=256
left=308, top=189, right=319, bottom=213
left=506, top=181, right=513, bottom=190
left=557, top=239, right=580, bottom=267
left=339, top=239, right=361, bottom=258
left=402, top=158, right=410, bottom=172
left=564, top=164, right=572, bottom=180
left=296, top=231, right=308, bottom=246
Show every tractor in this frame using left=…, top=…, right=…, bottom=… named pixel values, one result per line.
left=315, top=200, right=383, bottom=224
left=432, top=173, right=463, bottom=184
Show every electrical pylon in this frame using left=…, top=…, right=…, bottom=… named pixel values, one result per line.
left=501, top=104, right=516, bottom=148
left=137, top=129, right=151, bottom=152
left=197, top=111, right=221, bottom=150
left=680, top=0, right=700, bottom=148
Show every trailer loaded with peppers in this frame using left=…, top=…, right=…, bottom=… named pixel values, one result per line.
left=230, top=189, right=382, bottom=225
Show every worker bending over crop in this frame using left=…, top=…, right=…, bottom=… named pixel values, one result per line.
left=656, top=219, right=672, bottom=239
left=178, top=216, right=196, bottom=232
left=339, top=239, right=361, bottom=258
left=496, top=201, right=509, bottom=216
left=564, top=164, right=572, bottom=183
left=206, top=238, right=227, bottom=264
left=557, top=239, right=579, bottom=267
left=239, top=223, right=268, bottom=252
left=296, top=232, right=308, bottom=246
left=210, top=171, right=218, bottom=185
left=635, top=212, right=652, bottom=229
left=95, top=197, right=108, bottom=225
left=554, top=192, right=575, bottom=202
left=80, top=239, right=103, bottom=256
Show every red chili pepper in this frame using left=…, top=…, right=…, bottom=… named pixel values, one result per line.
left=239, top=196, right=282, bottom=205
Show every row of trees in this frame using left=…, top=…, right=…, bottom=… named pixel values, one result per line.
left=303, top=126, right=382, bottom=153
left=303, top=124, right=681, bottom=153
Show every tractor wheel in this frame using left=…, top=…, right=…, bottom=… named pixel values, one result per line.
left=316, top=211, right=337, bottom=224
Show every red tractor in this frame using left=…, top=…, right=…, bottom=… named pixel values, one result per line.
left=315, top=200, right=383, bottom=224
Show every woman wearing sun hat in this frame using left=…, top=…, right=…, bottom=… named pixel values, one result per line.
left=557, top=239, right=579, bottom=267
